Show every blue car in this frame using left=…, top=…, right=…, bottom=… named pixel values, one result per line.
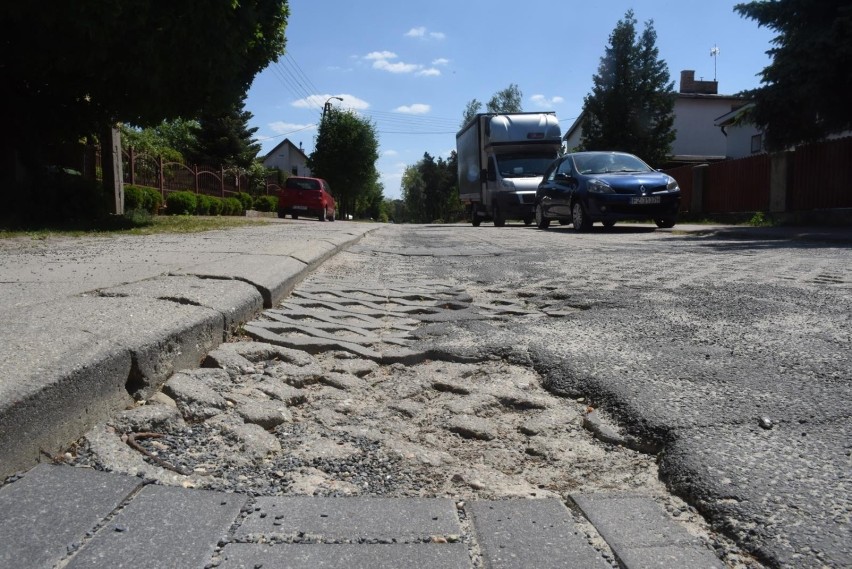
left=535, top=151, right=681, bottom=231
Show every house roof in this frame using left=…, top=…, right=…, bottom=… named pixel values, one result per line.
left=714, top=102, right=755, bottom=128
left=262, top=138, right=309, bottom=162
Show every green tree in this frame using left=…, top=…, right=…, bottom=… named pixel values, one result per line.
left=735, top=1, right=852, bottom=150
left=487, top=84, right=523, bottom=113
left=187, top=95, right=261, bottom=169
left=580, top=10, right=675, bottom=166
left=461, top=99, right=483, bottom=127
left=401, top=152, right=462, bottom=223
left=1, top=0, right=289, bottom=177
left=308, top=108, right=380, bottom=219
left=121, top=118, right=199, bottom=162
left=460, top=84, right=524, bottom=126
left=401, top=164, right=426, bottom=223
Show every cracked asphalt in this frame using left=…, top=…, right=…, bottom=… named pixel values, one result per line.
left=68, top=222, right=851, bottom=568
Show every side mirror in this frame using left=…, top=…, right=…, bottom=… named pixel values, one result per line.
left=555, top=172, right=574, bottom=183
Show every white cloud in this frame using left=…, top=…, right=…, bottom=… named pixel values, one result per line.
left=373, top=59, right=421, bottom=74
left=291, top=93, right=370, bottom=111
left=432, top=58, right=450, bottom=66
left=383, top=149, right=399, bottom=157
left=365, top=51, right=397, bottom=60
left=530, top=94, right=565, bottom=108
left=268, top=121, right=316, bottom=134
left=405, top=26, right=445, bottom=40
left=394, top=104, right=431, bottom=114
left=417, top=68, right=441, bottom=77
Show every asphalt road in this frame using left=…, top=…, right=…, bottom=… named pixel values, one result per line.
left=326, top=222, right=851, bottom=568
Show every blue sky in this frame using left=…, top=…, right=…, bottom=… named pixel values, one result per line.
left=245, top=0, right=775, bottom=199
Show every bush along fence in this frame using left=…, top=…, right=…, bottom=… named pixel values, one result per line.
left=665, top=136, right=852, bottom=223
left=122, top=147, right=282, bottom=211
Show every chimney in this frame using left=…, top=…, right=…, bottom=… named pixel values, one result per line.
left=680, top=69, right=718, bottom=95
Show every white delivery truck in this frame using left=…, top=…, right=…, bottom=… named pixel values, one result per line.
left=457, top=112, right=562, bottom=226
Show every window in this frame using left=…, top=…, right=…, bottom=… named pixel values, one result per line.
left=751, top=134, right=763, bottom=154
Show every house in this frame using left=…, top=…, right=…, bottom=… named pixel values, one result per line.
left=261, top=138, right=311, bottom=177
left=713, top=103, right=765, bottom=159
left=563, top=70, right=748, bottom=165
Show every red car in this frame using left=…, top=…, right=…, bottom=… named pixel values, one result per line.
left=277, top=176, right=336, bottom=221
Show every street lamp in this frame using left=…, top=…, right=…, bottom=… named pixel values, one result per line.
left=323, top=96, right=343, bottom=119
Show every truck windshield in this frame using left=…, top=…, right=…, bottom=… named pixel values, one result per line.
left=495, top=153, right=555, bottom=178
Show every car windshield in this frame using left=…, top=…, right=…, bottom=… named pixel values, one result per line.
left=285, top=178, right=321, bottom=190
left=495, top=153, right=555, bottom=178
left=574, top=153, right=652, bottom=175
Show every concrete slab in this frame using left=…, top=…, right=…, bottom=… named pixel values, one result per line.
left=237, top=497, right=461, bottom=541
left=218, top=543, right=472, bottom=569
left=0, top=295, right=222, bottom=477
left=100, top=275, right=264, bottom=336
left=467, top=499, right=610, bottom=568
left=177, top=255, right=307, bottom=307
left=570, top=494, right=723, bottom=569
left=0, top=464, right=141, bottom=569
left=66, top=484, right=247, bottom=569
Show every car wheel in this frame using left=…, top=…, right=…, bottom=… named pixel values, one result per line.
left=277, top=211, right=286, bottom=219
left=329, top=211, right=335, bottom=222
left=602, top=220, right=616, bottom=229
left=572, top=201, right=592, bottom=232
left=654, top=217, right=676, bottom=228
left=493, top=204, right=506, bottom=227
left=523, top=217, right=533, bottom=226
left=535, top=203, right=550, bottom=229
left=319, top=208, right=327, bottom=222
left=292, top=213, right=299, bottom=220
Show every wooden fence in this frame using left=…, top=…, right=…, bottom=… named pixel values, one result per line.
left=666, top=136, right=852, bottom=214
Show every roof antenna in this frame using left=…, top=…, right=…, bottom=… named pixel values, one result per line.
left=710, top=45, right=720, bottom=81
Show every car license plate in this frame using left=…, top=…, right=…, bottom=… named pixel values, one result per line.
left=293, top=205, right=308, bottom=210
left=630, top=196, right=661, bottom=205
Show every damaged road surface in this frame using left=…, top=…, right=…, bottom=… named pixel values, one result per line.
left=66, top=223, right=850, bottom=568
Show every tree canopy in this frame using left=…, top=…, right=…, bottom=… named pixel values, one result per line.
left=735, top=1, right=852, bottom=150
left=1, top=0, right=289, bottom=170
left=460, top=84, right=524, bottom=126
left=401, top=152, right=461, bottom=223
left=579, top=10, right=675, bottom=166
left=186, top=95, right=261, bottom=169
left=308, top=108, right=380, bottom=219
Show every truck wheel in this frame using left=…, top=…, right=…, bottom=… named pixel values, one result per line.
left=471, top=206, right=481, bottom=227
left=535, top=203, right=550, bottom=229
left=493, top=204, right=506, bottom=227
left=523, top=217, right=533, bottom=226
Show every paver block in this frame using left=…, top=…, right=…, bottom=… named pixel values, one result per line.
left=237, top=497, right=461, bottom=541
left=570, top=494, right=723, bottom=569
left=218, top=543, right=471, bottom=569
left=468, top=499, right=610, bottom=569
left=66, top=484, right=247, bottom=568
left=0, top=464, right=141, bottom=569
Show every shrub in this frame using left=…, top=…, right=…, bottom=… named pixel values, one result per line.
left=208, top=196, right=224, bottom=215
left=253, top=195, right=278, bottom=212
left=141, top=188, right=163, bottom=214
left=223, top=197, right=243, bottom=216
left=196, top=194, right=212, bottom=215
left=124, top=186, right=144, bottom=211
left=123, top=208, right=153, bottom=226
left=166, top=191, right=197, bottom=215
left=236, top=192, right=254, bottom=212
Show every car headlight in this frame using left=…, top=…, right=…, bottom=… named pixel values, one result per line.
left=666, top=176, right=680, bottom=192
left=501, top=179, right=515, bottom=189
left=588, top=178, right=614, bottom=194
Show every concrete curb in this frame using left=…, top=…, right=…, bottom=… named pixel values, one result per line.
left=0, top=221, right=376, bottom=478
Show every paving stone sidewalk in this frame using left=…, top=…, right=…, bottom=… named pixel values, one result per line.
left=0, top=464, right=724, bottom=569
